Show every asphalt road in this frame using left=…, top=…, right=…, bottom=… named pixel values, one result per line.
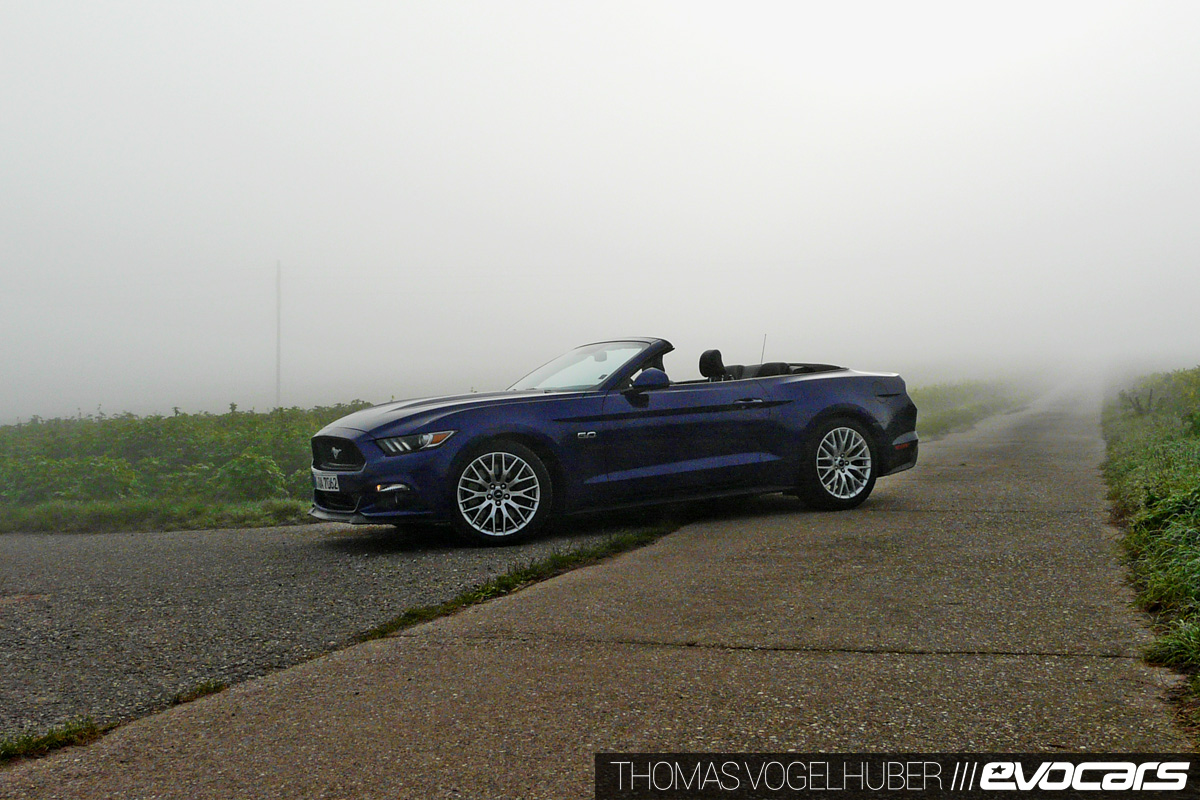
left=0, top=516, right=647, bottom=741
left=1, top=386, right=1191, bottom=798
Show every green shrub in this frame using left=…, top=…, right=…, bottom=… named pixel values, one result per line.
left=285, top=467, right=314, bottom=501
left=209, top=452, right=286, bottom=502
left=0, top=403, right=367, bottom=501
left=0, top=402, right=364, bottom=531
left=0, top=455, right=138, bottom=504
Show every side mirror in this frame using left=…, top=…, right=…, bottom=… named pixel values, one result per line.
left=625, top=368, right=670, bottom=394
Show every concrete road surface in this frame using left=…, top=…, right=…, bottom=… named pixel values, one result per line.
left=0, top=386, right=1189, bottom=798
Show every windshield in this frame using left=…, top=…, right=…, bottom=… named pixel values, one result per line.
left=509, top=342, right=648, bottom=392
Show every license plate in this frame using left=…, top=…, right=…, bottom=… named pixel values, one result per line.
left=313, top=473, right=340, bottom=491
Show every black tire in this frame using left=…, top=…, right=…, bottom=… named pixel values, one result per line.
left=797, top=417, right=878, bottom=510
left=449, top=440, right=553, bottom=545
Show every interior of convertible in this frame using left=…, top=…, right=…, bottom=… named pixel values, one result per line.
left=696, top=349, right=843, bottom=381
left=510, top=342, right=844, bottom=393
left=628, top=349, right=843, bottom=388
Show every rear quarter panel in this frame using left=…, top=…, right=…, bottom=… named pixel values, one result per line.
left=760, top=370, right=917, bottom=479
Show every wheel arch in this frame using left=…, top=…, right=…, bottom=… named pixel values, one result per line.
left=802, top=403, right=888, bottom=455
left=449, top=430, right=568, bottom=514
left=795, top=404, right=882, bottom=510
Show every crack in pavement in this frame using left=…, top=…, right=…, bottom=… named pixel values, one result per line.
left=397, top=630, right=1142, bottom=660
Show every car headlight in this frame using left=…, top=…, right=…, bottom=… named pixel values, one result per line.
left=375, top=430, right=455, bottom=455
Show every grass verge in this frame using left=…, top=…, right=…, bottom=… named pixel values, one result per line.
left=170, top=680, right=228, bottom=706
left=1, top=682, right=228, bottom=767
left=0, top=718, right=102, bottom=764
left=0, top=497, right=310, bottom=534
left=1103, top=366, right=1200, bottom=737
left=910, top=380, right=1029, bottom=439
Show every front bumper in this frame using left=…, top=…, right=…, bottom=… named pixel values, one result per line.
left=308, top=505, right=435, bottom=525
left=309, top=431, right=455, bottom=524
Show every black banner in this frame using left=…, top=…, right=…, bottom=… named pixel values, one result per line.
left=594, top=754, right=1200, bottom=799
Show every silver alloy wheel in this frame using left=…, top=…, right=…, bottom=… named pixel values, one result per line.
left=456, top=451, right=541, bottom=536
left=815, top=426, right=873, bottom=500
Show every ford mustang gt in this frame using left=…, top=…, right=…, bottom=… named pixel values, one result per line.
left=310, top=338, right=918, bottom=544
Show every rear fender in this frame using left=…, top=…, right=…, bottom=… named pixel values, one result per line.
left=800, top=404, right=889, bottom=465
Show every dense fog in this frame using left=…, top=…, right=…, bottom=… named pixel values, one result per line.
left=3, top=2, right=1198, bottom=422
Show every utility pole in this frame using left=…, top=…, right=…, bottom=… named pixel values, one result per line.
left=275, top=261, right=282, bottom=409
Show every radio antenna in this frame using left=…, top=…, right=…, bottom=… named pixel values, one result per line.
left=275, top=261, right=282, bottom=409
left=760, top=334, right=767, bottom=363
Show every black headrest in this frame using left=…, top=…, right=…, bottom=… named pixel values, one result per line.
left=698, top=349, right=725, bottom=379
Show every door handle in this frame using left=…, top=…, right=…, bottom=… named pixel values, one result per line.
left=734, top=398, right=764, bottom=406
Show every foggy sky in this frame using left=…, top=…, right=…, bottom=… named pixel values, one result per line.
left=3, top=1, right=1199, bottom=422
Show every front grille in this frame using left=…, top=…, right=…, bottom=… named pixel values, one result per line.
left=314, top=490, right=358, bottom=512
left=312, top=436, right=365, bottom=472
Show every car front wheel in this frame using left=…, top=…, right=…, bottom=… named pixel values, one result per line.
left=450, top=441, right=552, bottom=545
left=798, top=418, right=877, bottom=510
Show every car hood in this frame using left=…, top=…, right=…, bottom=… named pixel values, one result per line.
left=322, top=390, right=551, bottom=434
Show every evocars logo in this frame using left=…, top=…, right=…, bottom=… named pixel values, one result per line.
left=979, top=761, right=1189, bottom=791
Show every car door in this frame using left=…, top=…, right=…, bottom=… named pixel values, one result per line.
left=593, top=380, right=774, bottom=503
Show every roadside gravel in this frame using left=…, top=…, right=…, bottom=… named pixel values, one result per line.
left=0, top=518, right=641, bottom=741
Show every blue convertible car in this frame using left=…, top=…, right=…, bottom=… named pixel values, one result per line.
left=310, top=338, right=918, bottom=544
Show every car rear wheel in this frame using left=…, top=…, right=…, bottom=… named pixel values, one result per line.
left=451, top=441, right=552, bottom=545
left=798, top=417, right=877, bottom=510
